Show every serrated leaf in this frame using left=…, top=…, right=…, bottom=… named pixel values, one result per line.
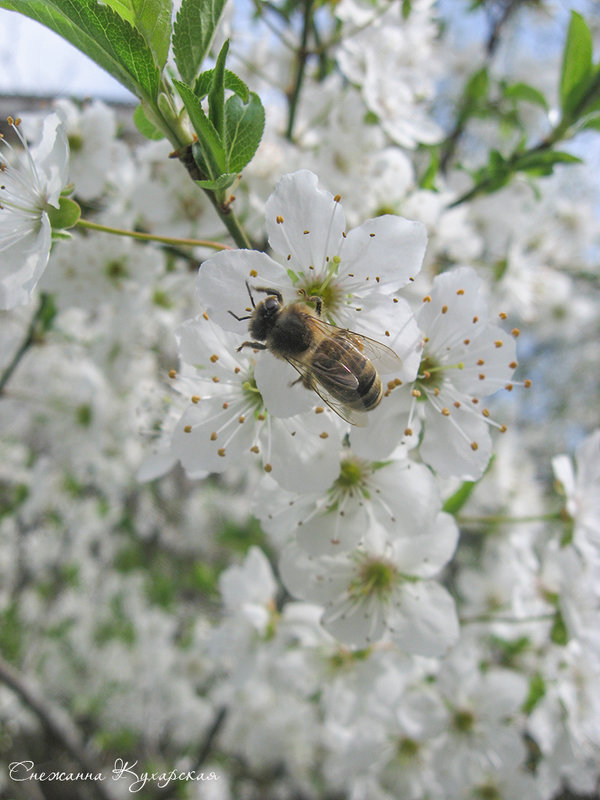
left=173, top=79, right=226, bottom=177
left=504, top=81, right=549, bottom=111
left=224, top=91, right=265, bottom=172
left=560, top=11, right=593, bottom=118
left=102, top=0, right=135, bottom=24
left=173, top=0, right=228, bottom=84
left=133, top=104, right=165, bottom=140
left=209, top=40, right=229, bottom=142
left=0, top=0, right=160, bottom=102
left=195, top=173, right=238, bottom=190
left=103, top=0, right=172, bottom=68
left=131, top=0, right=173, bottom=69
left=195, top=69, right=249, bottom=102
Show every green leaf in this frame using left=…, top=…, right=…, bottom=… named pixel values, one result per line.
left=550, top=609, right=568, bottom=646
left=560, top=11, right=593, bottom=118
left=194, top=68, right=249, bottom=102
left=131, top=0, right=173, bottom=69
left=103, top=0, right=172, bottom=68
left=195, top=173, right=238, bottom=191
left=47, top=196, right=81, bottom=230
left=419, top=147, right=440, bottom=191
left=464, top=66, right=489, bottom=105
left=224, top=91, right=265, bottom=172
left=173, top=0, right=228, bottom=84
left=0, top=0, right=160, bottom=102
left=133, top=104, right=165, bottom=140
left=522, top=672, right=546, bottom=714
left=173, top=79, right=226, bottom=178
left=504, top=81, right=549, bottom=111
left=208, top=40, right=229, bottom=142
left=442, top=479, right=476, bottom=515
left=102, top=0, right=135, bottom=24
left=516, top=149, right=582, bottom=176
left=580, top=112, right=600, bottom=132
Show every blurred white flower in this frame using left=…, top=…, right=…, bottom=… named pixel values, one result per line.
left=408, top=266, right=518, bottom=479
left=280, top=515, right=459, bottom=653
left=253, top=452, right=442, bottom=556
left=0, top=113, right=69, bottom=309
left=552, top=429, right=600, bottom=564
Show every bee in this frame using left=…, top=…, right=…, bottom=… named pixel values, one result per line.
left=229, top=282, right=402, bottom=426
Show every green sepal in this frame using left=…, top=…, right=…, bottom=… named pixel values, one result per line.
left=47, top=196, right=81, bottom=231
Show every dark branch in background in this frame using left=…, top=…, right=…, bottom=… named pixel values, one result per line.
left=285, top=0, right=315, bottom=142
left=486, top=0, right=526, bottom=56
left=440, top=0, right=526, bottom=173
left=0, top=293, right=52, bottom=397
left=0, top=655, right=117, bottom=800
left=152, top=706, right=228, bottom=799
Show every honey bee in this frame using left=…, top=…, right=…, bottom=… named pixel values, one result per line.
left=229, top=283, right=402, bottom=426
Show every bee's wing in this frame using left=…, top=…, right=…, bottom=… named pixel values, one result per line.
left=340, top=329, right=403, bottom=376
left=308, top=317, right=403, bottom=376
left=285, top=355, right=369, bottom=428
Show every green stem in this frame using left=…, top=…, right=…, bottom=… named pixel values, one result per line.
left=75, top=218, right=231, bottom=251
left=0, top=294, right=51, bottom=396
left=285, top=0, right=314, bottom=142
left=457, top=512, right=563, bottom=526
left=203, top=192, right=252, bottom=250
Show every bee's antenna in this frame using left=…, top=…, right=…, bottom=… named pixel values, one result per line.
left=245, top=280, right=256, bottom=308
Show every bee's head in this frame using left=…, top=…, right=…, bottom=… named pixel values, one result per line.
left=249, top=294, right=281, bottom=340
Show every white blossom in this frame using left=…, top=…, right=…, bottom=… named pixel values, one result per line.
left=0, top=113, right=69, bottom=309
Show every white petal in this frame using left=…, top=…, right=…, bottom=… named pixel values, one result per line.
left=387, top=581, right=459, bottom=656
left=265, top=170, right=346, bottom=278
left=195, top=249, right=289, bottom=332
left=420, top=404, right=492, bottom=480
left=34, top=113, right=70, bottom=206
left=341, top=214, right=427, bottom=292
left=0, top=214, right=52, bottom=309
left=254, top=350, right=314, bottom=417
left=389, top=512, right=459, bottom=576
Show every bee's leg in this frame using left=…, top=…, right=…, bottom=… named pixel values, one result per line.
left=236, top=341, right=268, bottom=352
left=252, top=286, right=283, bottom=303
left=228, top=310, right=251, bottom=322
left=298, top=289, right=322, bottom=316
